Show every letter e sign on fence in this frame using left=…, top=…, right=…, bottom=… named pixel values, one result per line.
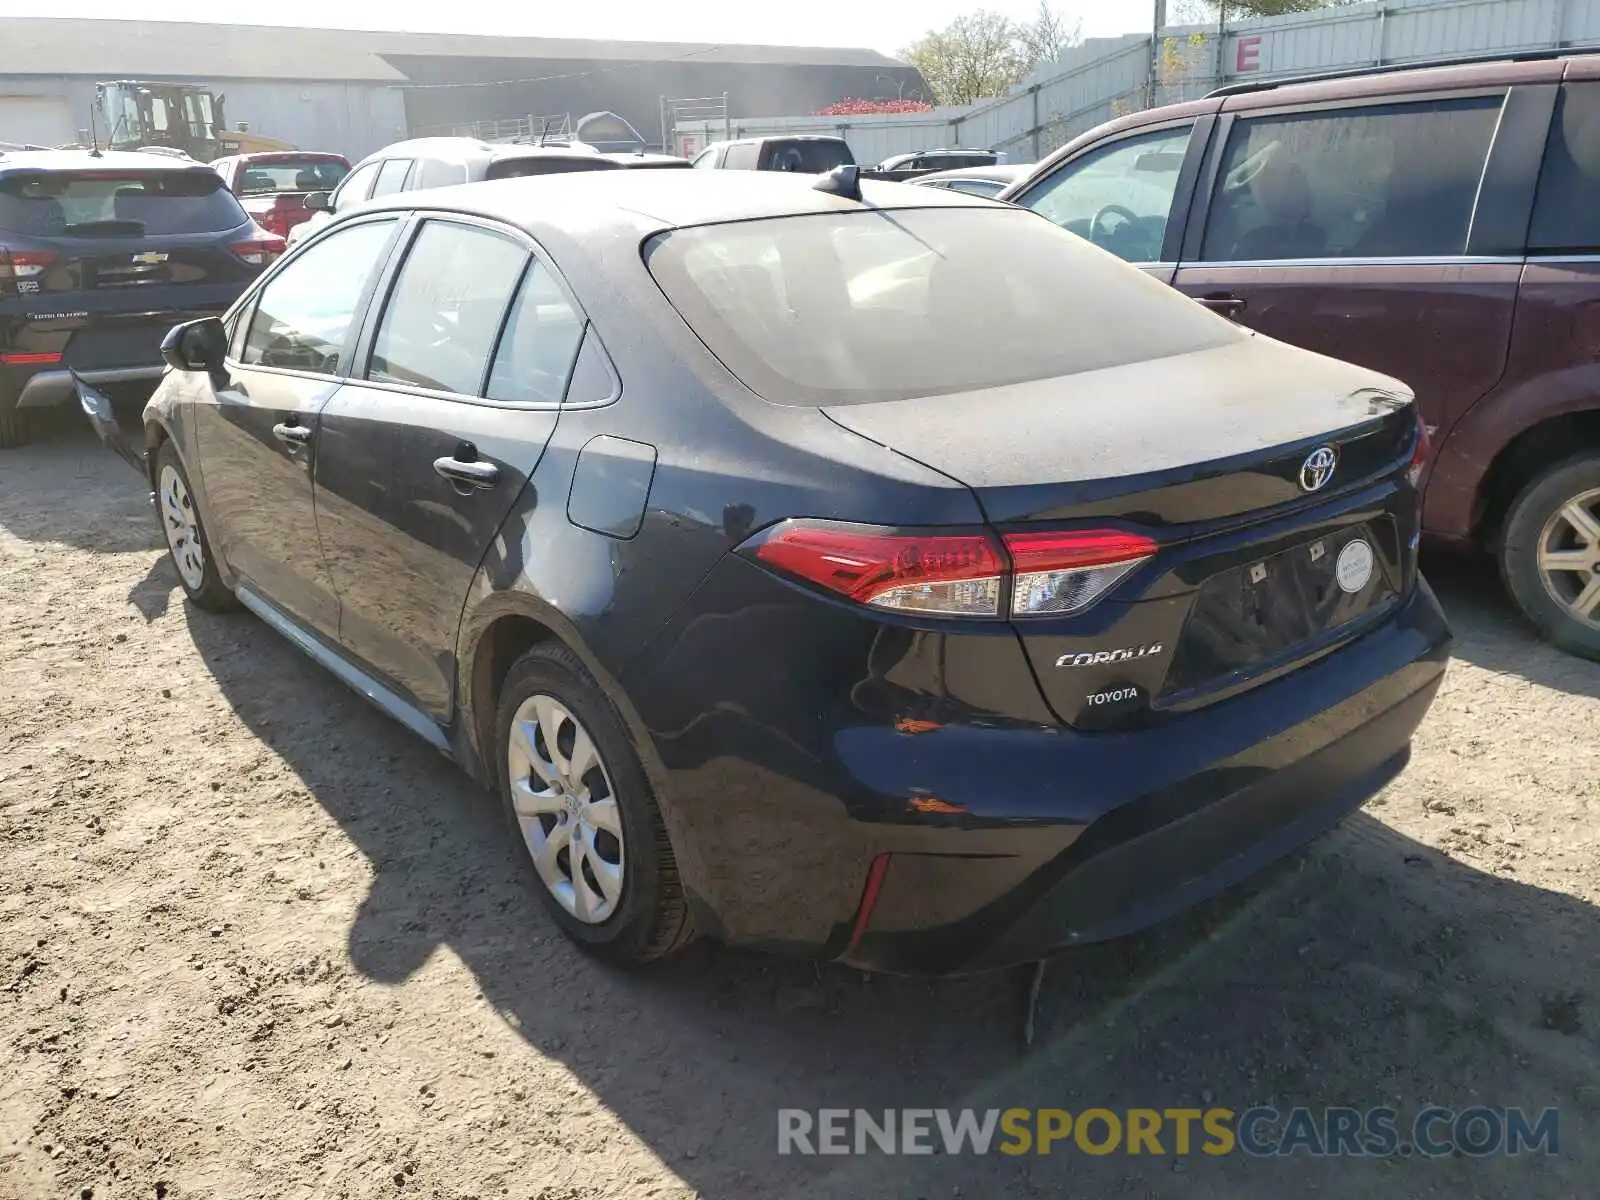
left=1236, top=36, right=1263, bottom=73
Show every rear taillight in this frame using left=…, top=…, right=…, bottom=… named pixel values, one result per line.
left=0, top=351, right=63, bottom=365
left=1407, top=413, right=1431, bottom=487
left=0, top=247, right=56, bottom=281
left=229, top=231, right=287, bottom=268
left=741, top=519, right=1155, bottom=619
left=1004, top=529, right=1158, bottom=617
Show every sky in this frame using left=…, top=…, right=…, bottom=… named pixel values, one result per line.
left=6, top=1, right=1159, bottom=56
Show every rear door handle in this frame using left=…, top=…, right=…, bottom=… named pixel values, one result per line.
left=1198, top=294, right=1247, bottom=317
left=433, top=455, right=500, bottom=490
left=272, top=421, right=313, bottom=449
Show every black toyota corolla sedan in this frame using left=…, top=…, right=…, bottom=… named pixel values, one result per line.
left=81, top=168, right=1451, bottom=975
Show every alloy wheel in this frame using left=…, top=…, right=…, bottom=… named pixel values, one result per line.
left=159, top=463, right=206, bottom=592
left=506, top=694, right=625, bottom=924
left=1535, top=486, right=1600, bottom=631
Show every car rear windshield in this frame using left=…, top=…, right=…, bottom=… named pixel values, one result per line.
left=765, top=140, right=853, bottom=172
left=0, top=170, right=249, bottom=237
left=486, top=156, right=620, bottom=181
left=236, top=159, right=349, bottom=195
left=645, top=206, right=1239, bottom=406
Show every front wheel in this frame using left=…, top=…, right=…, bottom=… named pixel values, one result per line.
left=1499, top=454, right=1600, bottom=661
left=155, top=441, right=238, bottom=613
left=494, top=643, right=695, bottom=965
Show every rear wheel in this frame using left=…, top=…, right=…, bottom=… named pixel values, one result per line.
left=1499, top=453, right=1600, bottom=661
left=155, top=441, right=238, bottom=613
left=494, top=643, right=695, bottom=965
left=0, top=410, right=32, bottom=450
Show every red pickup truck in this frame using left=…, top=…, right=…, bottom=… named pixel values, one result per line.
left=208, top=151, right=350, bottom=239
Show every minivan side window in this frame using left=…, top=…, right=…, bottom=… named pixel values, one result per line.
left=242, top=219, right=398, bottom=373
left=1199, top=96, right=1503, bottom=262
left=333, top=160, right=380, bottom=211
left=486, top=262, right=585, bottom=404
left=367, top=221, right=527, bottom=396
left=691, top=148, right=718, bottom=168
left=370, top=158, right=414, bottom=198
left=1528, top=82, right=1600, bottom=254
left=1014, top=125, right=1193, bottom=264
left=722, top=143, right=759, bottom=170
left=414, top=157, right=469, bottom=189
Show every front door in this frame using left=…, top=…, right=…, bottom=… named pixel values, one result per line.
left=313, top=217, right=582, bottom=718
left=195, top=216, right=402, bottom=638
left=1171, top=94, right=1520, bottom=469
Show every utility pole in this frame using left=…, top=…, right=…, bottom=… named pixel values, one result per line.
left=1148, top=0, right=1167, bottom=109
left=1216, top=0, right=1230, bottom=91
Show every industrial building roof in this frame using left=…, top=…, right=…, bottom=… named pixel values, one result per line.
left=0, top=18, right=907, bottom=83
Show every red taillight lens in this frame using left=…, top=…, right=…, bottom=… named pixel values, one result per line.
left=742, top=519, right=1155, bottom=618
left=230, top=231, right=287, bottom=268
left=0, top=247, right=56, bottom=281
left=1004, top=528, right=1157, bottom=616
left=0, top=351, right=63, bottom=365
left=747, top=520, right=1006, bottom=616
left=1407, top=413, right=1431, bottom=487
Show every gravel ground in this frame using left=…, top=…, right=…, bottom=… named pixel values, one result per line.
left=2, top=416, right=1597, bottom=1200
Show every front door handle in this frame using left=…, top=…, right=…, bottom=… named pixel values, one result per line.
left=433, top=455, right=500, bottom=490
left=1198, top=294, right=1247, bottom=317
left=272, top=421, right=313, bottom=449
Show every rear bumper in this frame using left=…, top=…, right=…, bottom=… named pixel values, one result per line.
left=9, top=366, right=165, bottom=410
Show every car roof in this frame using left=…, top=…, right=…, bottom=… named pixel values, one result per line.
left=354, top=164, right=991, bottom=232
left=233, top=151, right=350, bottom=165
left=911, top=164, right=1027, bottom=185
left=0, top=149, right=217, bottom=175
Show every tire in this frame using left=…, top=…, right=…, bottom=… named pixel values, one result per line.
left=494, top=643, right=695, bottom=965
left=154, top=441, right=239, bottom=613
left=0, top=410, right=31, bottom=450
left=1498, top=453, right=1600, bottom=662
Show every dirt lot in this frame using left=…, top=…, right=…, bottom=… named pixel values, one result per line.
left=1, top=417, right=1597, bottom=1200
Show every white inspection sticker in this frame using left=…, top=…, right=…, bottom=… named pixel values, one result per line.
left=1336, top=538, right=1375, bottom=594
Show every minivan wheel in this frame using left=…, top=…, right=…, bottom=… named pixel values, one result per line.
left=495, top=643, right=695, bottom=964
left=155, top=441, right=239, bottom=613
left=0, top=410, right=31, bottom=450
left=1499, top=454, right=1600, bottom=661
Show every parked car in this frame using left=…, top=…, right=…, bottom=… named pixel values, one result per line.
left=691, top=135, right=854, bottom=173
left=209, top=151, right=351, bottom=240
left=870, top=148, right=1001, bottom=182
left=83, top=169, right=1448, bottom=973
left=999, top=47, right=1600, bottom=660
left=0, top=149, right=281, bottom=448
left=909, top=163, right=1030, bottom=197
left=288, top=138, right=687, bottom=247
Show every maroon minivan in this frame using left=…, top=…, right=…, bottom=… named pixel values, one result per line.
left=1000, top=49, right=1600, bottom=661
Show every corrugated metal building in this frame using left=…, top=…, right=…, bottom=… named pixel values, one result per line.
left=0, top=18, right=923, bottom=160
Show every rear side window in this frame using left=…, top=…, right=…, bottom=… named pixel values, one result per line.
left=368, top=221, right=527, bottom=395
left=763, top=140, right=854, bottom=172
left=486, top=262, right=585, bottom=403
left=722, top=143, right=759, bottom=170
left=370, top=158, right=414, bottom=198
left=1200, top=96, right=1502, bottom=262
left=1528, top=82, right=1600, bottom=253
left=333, top=160, right=380, bottom=210
left=645, top=207, right=1238, bottom=406
left=242, top=219, right=397, bottom=373
left=0, top=170, right=248, bottom=236
left=414, top=158, right=469, bottom=189
left=235, top=159, right=349, bottom=195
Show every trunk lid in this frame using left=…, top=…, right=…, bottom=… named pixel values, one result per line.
left=823, top=336, right=1422, bottom=730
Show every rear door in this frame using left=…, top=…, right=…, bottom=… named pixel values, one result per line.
left=195, top=216, right=403, bottom=639
left=1006, top=114, right=1216, bottom=284
left=1171, top=90, right=1524, bottom=466
left=314, top=215, right=585, bottom=719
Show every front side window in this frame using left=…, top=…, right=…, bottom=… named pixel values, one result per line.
left=646, top=207, right=1237, bottom=407
left=370, top=158, right=414, bottom=198
left=722, top=143, right=759, bottom=170
left=368, top=221, right=527, bottom=395
left=1200, top=96, right=1503, bottom=262
left=692, top=148, right=717, bottom=168
left=333, top=160, right=380, bottom=211
left=1016, top=124, right=1193, bottom=263
left=1528, top=82, right=1600, bottom=254
left=486, top=262, right=585, bottom=404
left=241, top=219, right=397, bottom=373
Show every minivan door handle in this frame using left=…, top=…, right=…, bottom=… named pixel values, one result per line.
left=272, top=420, right=313, bottom=449
left=1198, top=293, right=1247, bottom=317
left=433, top=453, right=500, bottom=491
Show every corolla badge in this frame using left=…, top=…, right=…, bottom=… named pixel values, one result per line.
left=1056, top=643, right=1164, bottom=669
left=1298, top=445, right=1338, bottom=493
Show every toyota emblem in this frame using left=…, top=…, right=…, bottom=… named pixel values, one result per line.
left=1298, top=446, right=1337, bottom=493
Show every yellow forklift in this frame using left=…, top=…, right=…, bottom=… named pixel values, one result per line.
left=64, top=81, right=295, bottom=159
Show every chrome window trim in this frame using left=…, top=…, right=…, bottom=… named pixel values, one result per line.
left=1186, top=254, right=1525, bottom=269
left=1525, top=253, right=1600, bottom=264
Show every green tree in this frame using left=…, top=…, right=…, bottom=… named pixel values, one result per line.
left=902, top=10, right=1027, bottom=106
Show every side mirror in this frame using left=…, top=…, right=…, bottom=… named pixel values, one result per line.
left=303, top=191, right=331, bottom=212
left=162, top=317, right=228, bottom=372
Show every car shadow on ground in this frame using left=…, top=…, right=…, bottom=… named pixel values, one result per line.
left=0, top=416, right=163, bottom=559
left=160, top=556, right=1600, bottom=1198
